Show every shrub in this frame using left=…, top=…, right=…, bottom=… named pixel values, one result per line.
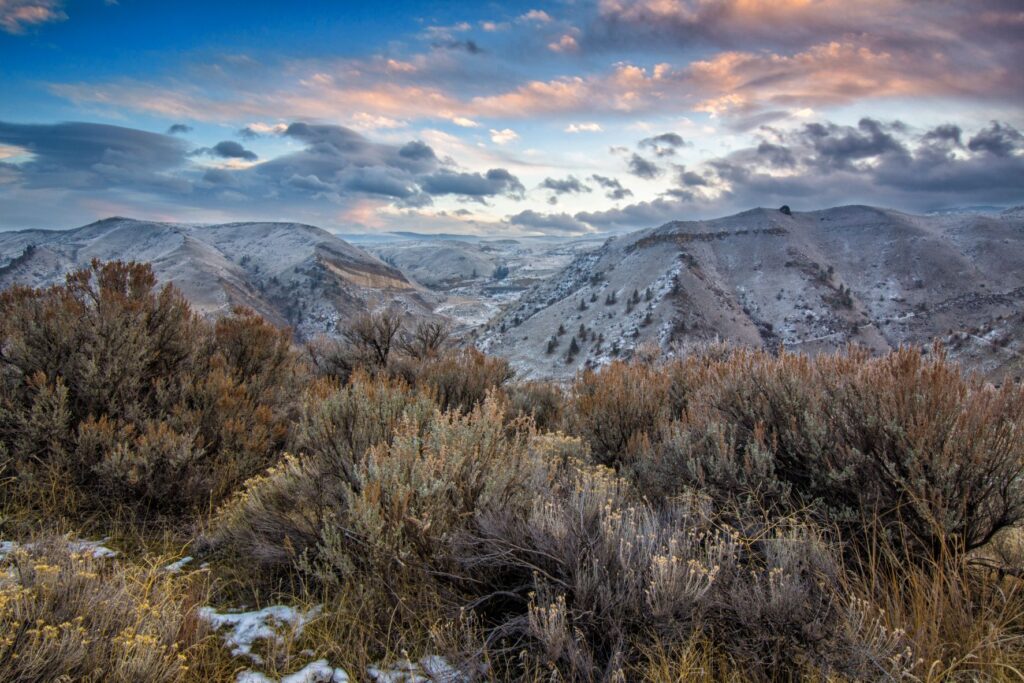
left=412, top=348, right=513, bottom=414
left=0, top=537, right=215, bottom=682
left=205, top=392, right=532, bottom=592
left=201, top=372, right=433, bottom=575
left=508, top=381, right=563, bottom=432
left=340, top=310, right=403, bottom=368
left=455, top=461, right=911, bottom=681
left=566, top=360, right=672, bottom=467
left=630, top=346, right=1024, bottom=560
left=0, top=261, right=305, bottom=519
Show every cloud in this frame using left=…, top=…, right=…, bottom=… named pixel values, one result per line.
left=628, top=153, right=662, bottom=179
left=542, top=175, right=592, bottom=195
left=0, top=120, right=190, bottom=192
left=432, top=39, right=483, bottom=54
left=566, top=122, right=603, bottom=133
left=166, top=124, right=193, bottom=135
left=0, top=119, right=540, bottom=230
left=520, top=9, right=552, bottom=23
left=238, top=122, right=288, bottom=139
left=639, top=132, right=686, bottom=156
left=590, top=174, right=633, bottom=200
left=0, top=0, right=66, bottom=34
left=967, top=121, right=1024, bottom=157
left=579, top=117, right=1024, bottom=230
left=489, top=128, right=519, bottom=145
left=508, top=209, right=593, bottom=234
left=548, top=34, right=579, bottom=52
left=194, top=140, right=258, bottom=162
left=451, top=117, right=479, bottom=128
left=419, top=168, right=525, bottom=199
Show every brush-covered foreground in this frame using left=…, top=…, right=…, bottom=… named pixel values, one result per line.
left=2, top=261, right=1024, bottom=682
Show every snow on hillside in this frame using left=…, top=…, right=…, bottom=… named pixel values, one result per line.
left=0, top=217, right=440, bottom=339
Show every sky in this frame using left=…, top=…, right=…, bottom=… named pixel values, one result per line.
left=0, top=0, right=1022, bottom=235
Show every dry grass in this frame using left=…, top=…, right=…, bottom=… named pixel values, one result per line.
left=0, top=536, right=232, bottom=683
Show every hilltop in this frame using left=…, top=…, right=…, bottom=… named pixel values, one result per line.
left=0, top=217, right=438, bottom=338
left=477, top=205, right=1024, bottom=381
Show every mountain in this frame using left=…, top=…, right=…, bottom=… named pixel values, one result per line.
left=371, top=241, right=500, bottom=289
left=477, top=205, right=1024, bottom=381
left=0, top=217, right=438, bottom=338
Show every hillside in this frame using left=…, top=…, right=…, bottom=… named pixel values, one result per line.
left=0, top=217, right=438, bottom=338
left=477, top=205, right=1024, bottom=380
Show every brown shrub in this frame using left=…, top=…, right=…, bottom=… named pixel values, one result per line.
left=412, top=347, right=514, bottom=414
left=565, top=360, right=672, bottom=467
left=630, top=346, right=1024, bottom=560
left=508, top=381, right=564, bottom=432
left=0, top=261, right=306, bottom=519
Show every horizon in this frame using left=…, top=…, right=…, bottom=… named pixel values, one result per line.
left=1, top=1, right=1023, bottom=235
left=12, top=202, right=1023, bottom=240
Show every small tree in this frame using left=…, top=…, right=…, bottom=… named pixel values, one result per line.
left=398, top=319, right=451, bottom=359
left=342, top=310, right=403, bottom=367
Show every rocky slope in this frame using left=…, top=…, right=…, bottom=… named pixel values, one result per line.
left=477, top=205, right=1024, bottom=381
left=0, top=217, right=438, bottom=338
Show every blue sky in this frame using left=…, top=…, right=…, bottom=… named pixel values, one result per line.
left=1, top=0, right=1022, bottom=234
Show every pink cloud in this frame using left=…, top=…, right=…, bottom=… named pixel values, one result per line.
left=0, top=0, right=66, bottom=34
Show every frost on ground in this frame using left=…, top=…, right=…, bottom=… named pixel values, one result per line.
left=0, top=537, right=117, bottom=561
left=199, top=604, right=321, bottom=662
left=237, top=659, right=349, bottom=683
left=163, top=555, right=194, bottom=572
left=368, top=655, right=470, bottom=683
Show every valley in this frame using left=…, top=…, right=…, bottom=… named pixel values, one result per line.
left=3, top=205, right=1022, bottom=383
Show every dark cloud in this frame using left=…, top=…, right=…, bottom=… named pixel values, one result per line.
left=166, top=123, right=193, bottom=135
left=967, top=121, right=1024, bottom=157
left=420, top=168, right=524, bottom=199
left=508, top=210, right=592, bottom=233
left=755, top=142, right=796, bottom=168
left=628, top=153, right=662, bottom=179
left=542, top=175, right=591, bottom=195
left=800, top=118, right=908, bottom=169
left=0, top=120, right=190, bottom=192
left=340, top=166, right=418, bottom=198
left=639, top=132, right=686, bottom=157
left=576, top=198, right=689, bottom=232
left=590, top=174, right=633, bottom=200
left=398, top=140, right=439, bottom=164
left=194, top=140, right=258, bottom=161
left=279, top=123, right=439, bottom=175
left=923, top=124, right=963, bottom=146
left=432, top=39, right=482, bottom=54
left=677, top=167, right=708, bottom=186
left=578, top=118, right=1024, bottom=231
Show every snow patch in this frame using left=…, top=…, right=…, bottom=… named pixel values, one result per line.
left=237, top=659, right=349, bottom=683
left=368, top=655, right=469, bottom=682
left=163, top=555, right=194, bottom=573
left=0, top=537, right=117, bottom=560
left=199, top=604, right=321, bottom=663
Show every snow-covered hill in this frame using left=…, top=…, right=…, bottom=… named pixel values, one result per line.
left=0, top=217, right=438, bottom=338
left=477, top=205, right=1024, bottom=381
